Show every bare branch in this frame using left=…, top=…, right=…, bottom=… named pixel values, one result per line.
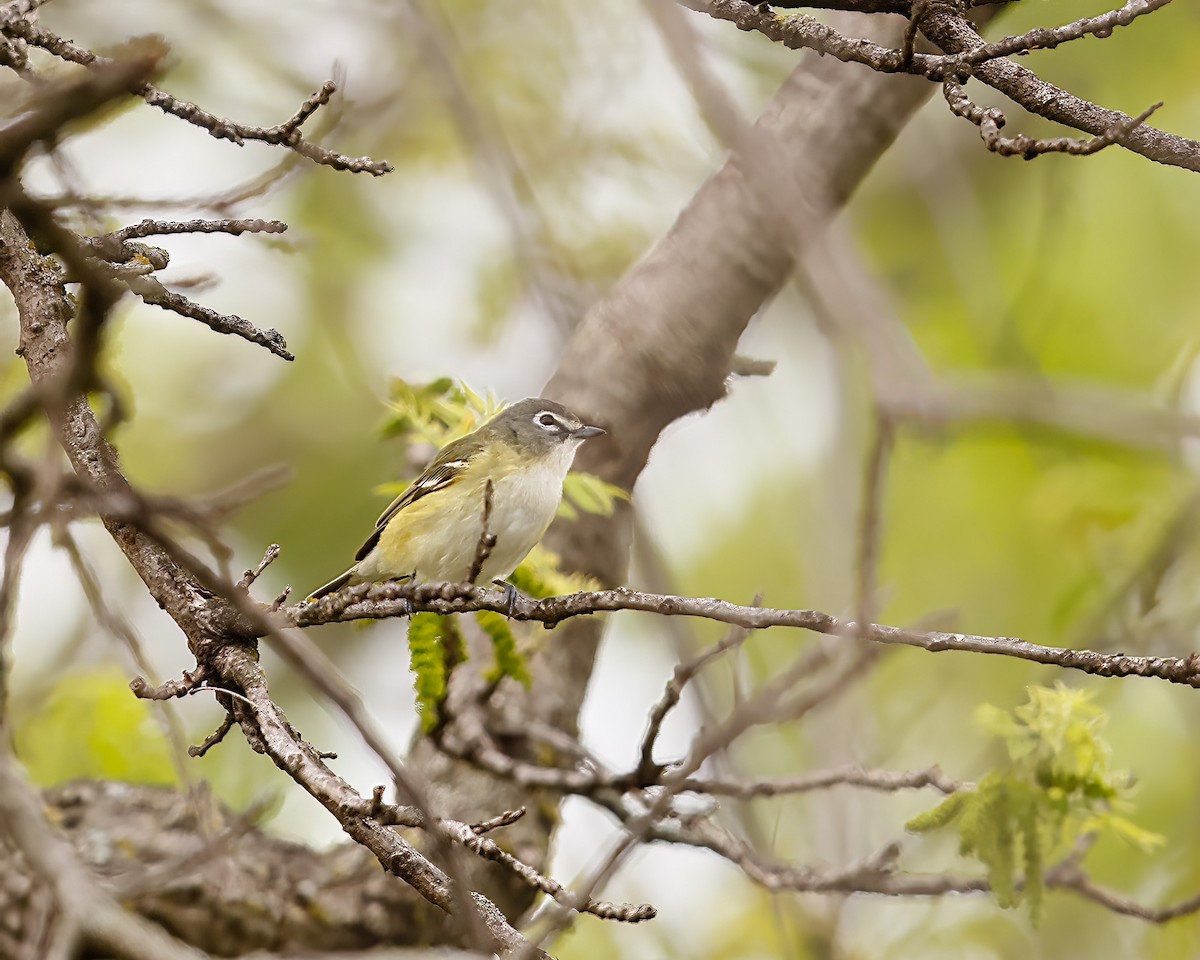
left=0, top=17, right=393, bottom=175
left=471, top=807, right=527, bottom=835
left=955, top=0, right=1175, bottom=68
left=97, top=217, right=288, bottom=244
left=917, top=6, right=1200, bottom=169
left=238, top=542, right=282, bottom=590
left=676, top=763, right=962, bottom=798
left=128, top=668, right=208, bottom=701
left=296, top=580, right=1200, bottom=689
left=118, top=271, right=294, bottom=360
left=682, top=0, right=1200, bottom=170
left=444, top=819, right=656, bottom=924
left=637, top=620, right=752, bottom=783
left=187, top=713, right=234, bottom=758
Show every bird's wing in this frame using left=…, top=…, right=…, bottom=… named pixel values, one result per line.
left=354, top=437, right=478, bottom=563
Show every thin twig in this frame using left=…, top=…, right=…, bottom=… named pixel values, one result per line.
left=120, top=272, right=294, bottom=360
left=100, top=217, right=289, bottom=243
left=675, top=763, right=962, bottom=798
left=238, top=543, right=281, bottom=589
left=468, top=479, right=496, bottom=584
left=943, top=81, right=1162, bottom=159
left=188, top=714, right=234, bottom=758
left=129, top=668, right=207, bottom=700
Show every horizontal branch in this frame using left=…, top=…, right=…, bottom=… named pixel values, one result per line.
left=294, top=581, right=1200, bottom=688
left=917, top=6, right=1200, bottom=171
left=100, top=217, right=288, bottom=243
left=676, top=763, right=962, bottom=798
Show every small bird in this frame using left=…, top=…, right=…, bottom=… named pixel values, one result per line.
left=307, top=398, right=604, bottom=601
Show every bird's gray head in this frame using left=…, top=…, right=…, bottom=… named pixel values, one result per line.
left=487, top=398, right=604, bottom=455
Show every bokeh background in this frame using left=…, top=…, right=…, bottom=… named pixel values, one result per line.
left=4, top=0, right=1200, bottom=956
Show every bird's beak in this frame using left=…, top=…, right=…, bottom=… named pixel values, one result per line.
left=572, top=424, right=605, bottom=439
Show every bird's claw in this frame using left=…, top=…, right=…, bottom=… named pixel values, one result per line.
left=494, top=579, right=520, bottom=619
left=400, top=572, right=416, bottom=618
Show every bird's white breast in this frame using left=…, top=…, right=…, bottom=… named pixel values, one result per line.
left=481, top=442, right=577, bottom=581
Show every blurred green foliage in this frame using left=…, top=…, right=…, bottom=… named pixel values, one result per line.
left=477, top=609, right=532, bottom=687
left=15, top=668, right=177, bottom=787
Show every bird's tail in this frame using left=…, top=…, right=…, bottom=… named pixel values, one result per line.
left=306, top=568, right=354, bottom=602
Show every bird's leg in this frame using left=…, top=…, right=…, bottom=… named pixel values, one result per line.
left=398, top=572, right=416, bottom=618
left=493, top=578, right=521, bottom=619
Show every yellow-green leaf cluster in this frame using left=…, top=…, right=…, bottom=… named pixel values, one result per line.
left=559, top=471, right=629, bottom=520
left=476, top=609, right=532, bottom=688
left=906, top=683, right=1160, bottom=922
left=408, top=612, right=451, bottom=733
left=380, top=377, right=500, bottom=447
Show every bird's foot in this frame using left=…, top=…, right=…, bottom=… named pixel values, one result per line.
left=397, top=572, right=417, bottom=618
left=493, top=579, right=521, bottom=619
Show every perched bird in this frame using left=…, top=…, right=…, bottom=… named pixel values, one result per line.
left=307, top=398, right=604, bottom=601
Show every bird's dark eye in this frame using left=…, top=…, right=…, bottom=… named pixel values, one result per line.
left=536, top=412, right=561, bottom=431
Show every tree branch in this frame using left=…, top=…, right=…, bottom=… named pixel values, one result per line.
left=683, top=0, right=1200, bottom=170
left=0, top=16, right=393, bottom=175
left=296, top=580, right=1200, bottom=688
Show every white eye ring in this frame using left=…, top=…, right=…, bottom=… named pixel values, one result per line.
left=536, top=412, right=562, bottom=431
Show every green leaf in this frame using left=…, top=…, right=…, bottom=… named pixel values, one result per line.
left=380, top=377, right=500, bottom=448
left=408, top=613, right=450, bottom=733
left=509, top=544, right=599, bottom=600
left=1099, top=813, right=1166, bottom=852
left=905, top=790, right=968, bottom=832
left=1020, top=801, right=1045, bottom=925
left=476, top=610, right=532, bottom=688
